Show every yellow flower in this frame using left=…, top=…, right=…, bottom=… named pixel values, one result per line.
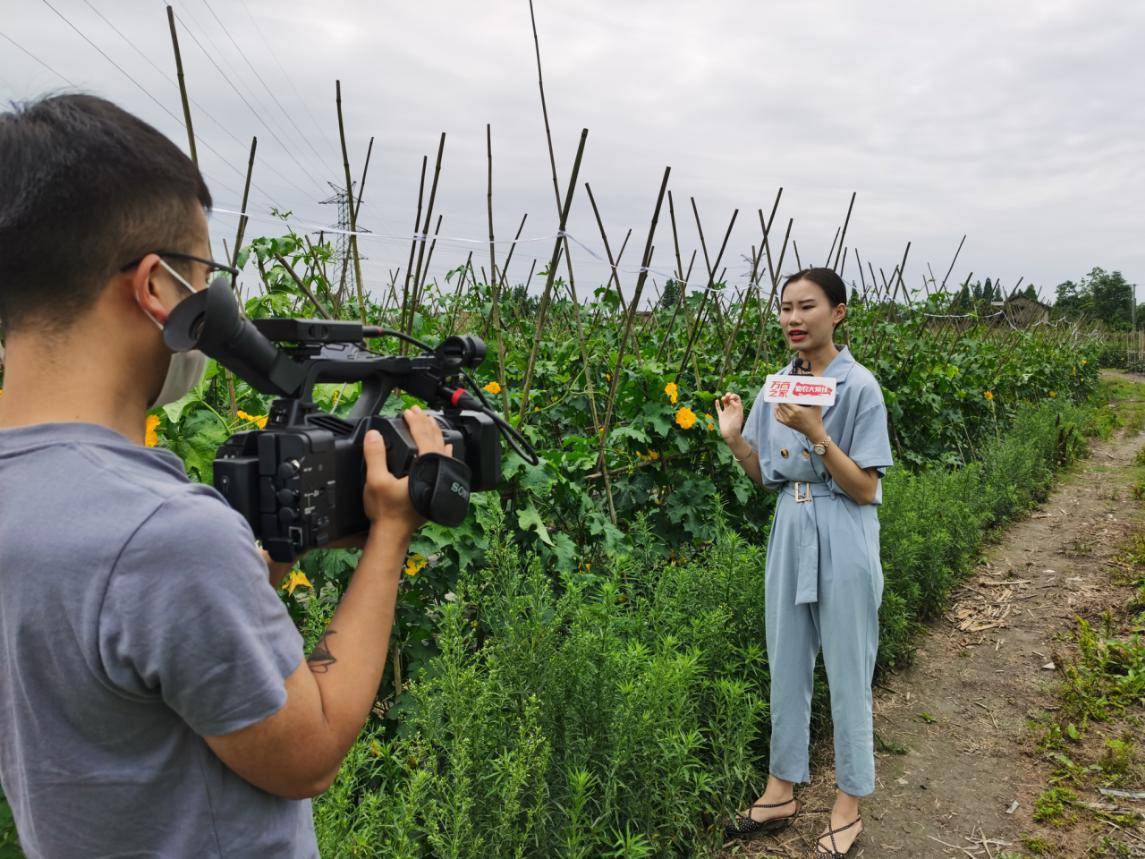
left=649, top=450, right=660, bottom=462
left=145, top=414, right=160, bottom=447
left=483, top=381, right=502, bottom=395
left=983, top=390, right=994, bottom=402
left=1049, top=390, right=1057, bottom=398
left=1081, top=359, right=1088, bottom=365
left=237, top=410, right=268, bottom=429
left=704, top=412, right=714, bottom=431
left=369, top=740, right=383, bottom=758
left=283, top=569, right=313, bottom=595
left=664, top=382, right=679, bottom=405
left=404, top=553, right=428, bottom=577
left=675, top=406, right=698, bottom=430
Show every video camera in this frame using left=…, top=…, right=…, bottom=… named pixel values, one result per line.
left=162, top=277, right=537, bottom=562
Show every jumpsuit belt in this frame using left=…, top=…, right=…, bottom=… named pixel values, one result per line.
left=780, top=480, right=837, bottom=605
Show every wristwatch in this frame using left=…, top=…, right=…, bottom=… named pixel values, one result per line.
left=811, top=436, right=832, bottom=456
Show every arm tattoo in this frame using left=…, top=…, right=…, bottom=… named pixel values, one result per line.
left=308, top=630, right=338, bottom=674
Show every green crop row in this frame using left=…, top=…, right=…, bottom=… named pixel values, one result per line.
left=307, top=394, right=1101, bottom=857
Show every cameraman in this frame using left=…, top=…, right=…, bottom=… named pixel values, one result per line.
left=0, top=94, right=441, bottom=857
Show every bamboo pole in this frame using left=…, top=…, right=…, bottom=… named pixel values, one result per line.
left=855, top=248, right=869, bottom=301
left=496, top=214, right=529, bottom=298
left=528, top=0, right=562, bottom=214
left=445, top=252, right=473, bottom=336
left=832, top=191, right=856, bottom=271
left=559, top=242, right=615, bottom=523
left=595, top=166, right=671, bottom=467
left=400, top=155, right=428, bottom=342
left=940, top=234, right=967, bottom=291
left=752, top=215, right=791, bottom=377
left=675, top=201, right=738, bottom=379
left=229, top=137, right=256, bottom=278
left=272, top=252, right=333, bottom=319
left=715, top=239, right=765, bottom=389
left=518, top=129, right=589, bottom=422
left=658, top=190, right=700, bottom=382
left=588, top=228, right=632, bottom=337
left=334, top=81, right=367, bottom=325
left=410, top=132, right=447, bottom=311
left=419, top=214, right=445, bottom=301
left=484, top=124, right=511, bottom=416
left=584, top=184, right=629, bottom=309
left=656, top=249, right=697, bottom=364
left=892, top=241, right=912, bottom=305
left=166, top=6, right=197, bottom=166
left=824, top=226, right=840, bottom=268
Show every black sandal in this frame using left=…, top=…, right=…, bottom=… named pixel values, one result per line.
left=815, top=815, right=862, bottom=857
left=723, top=796, right=800, bottom=840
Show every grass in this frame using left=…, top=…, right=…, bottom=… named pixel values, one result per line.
left=1023, top=376, right=1145, bottom=854
left=1033, top=786, right=1078, bottom=826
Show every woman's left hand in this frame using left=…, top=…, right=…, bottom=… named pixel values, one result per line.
left=774, top=403, right=824, bottom=438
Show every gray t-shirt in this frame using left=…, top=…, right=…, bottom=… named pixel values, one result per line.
left=0, top=422, right=318, bottom=858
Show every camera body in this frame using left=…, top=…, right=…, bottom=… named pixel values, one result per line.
left=162, top=281, right=533, bottom=562
left=214, top=406, right=499, bottom=562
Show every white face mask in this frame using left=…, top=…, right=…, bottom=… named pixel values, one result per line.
left=150, top=350, right=208, bottom=409
left=141, top=259, right=209, bottom=408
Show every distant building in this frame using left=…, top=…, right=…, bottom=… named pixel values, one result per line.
left=992, top=295, right=1051, bottom=327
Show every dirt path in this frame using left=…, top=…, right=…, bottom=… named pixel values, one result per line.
left=731, top=373, right=1145, bottom=858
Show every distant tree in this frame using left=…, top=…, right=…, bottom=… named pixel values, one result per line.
left=659, top=278, right=682, bottom=310
left=1053, top=267, right=1138, bottom=330
left=1022, top=284, right=1039, bottom=301
left=508, top=283, right=540, bottom=316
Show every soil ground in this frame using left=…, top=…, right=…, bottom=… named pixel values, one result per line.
left=726, top=372, right=1145, bottom=858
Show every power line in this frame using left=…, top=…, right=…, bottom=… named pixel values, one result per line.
left=0, top=27, right=75, bottom=87
left=33, top=0, right=281, bottom=208
left=75, top=0, right=307, bottom=212
left=39, top=0, right=187, bottom=127
left=165, top=2, right=328, bottom=196
left=236, top=0, right=339, bottom=162
left=200, top=0, right=340, bottom=180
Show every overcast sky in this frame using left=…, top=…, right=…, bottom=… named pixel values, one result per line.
left=3, top=0, right=1142, bottom=307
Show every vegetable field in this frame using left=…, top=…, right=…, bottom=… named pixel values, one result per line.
left=145, top=227, right=1104, bottom=856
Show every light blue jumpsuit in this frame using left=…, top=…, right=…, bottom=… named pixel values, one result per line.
left=741, top=346, right=893, bottom=797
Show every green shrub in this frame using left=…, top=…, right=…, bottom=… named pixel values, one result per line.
left=313, top=395, right=1099, bottom=856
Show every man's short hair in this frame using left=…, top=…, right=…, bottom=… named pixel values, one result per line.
left=0, top=93, right=211, bottom=333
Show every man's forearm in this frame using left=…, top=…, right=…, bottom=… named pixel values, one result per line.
left=307, top=524, right=411, bottom=759
left=263, top=552, right=293, bottom=589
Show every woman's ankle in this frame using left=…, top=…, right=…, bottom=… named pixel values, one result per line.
left=764, top=775, right=795, bottom=799
left=832, top=789, right=861, bottom=817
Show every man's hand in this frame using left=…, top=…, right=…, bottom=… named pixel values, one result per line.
left=206, top=406, right=455, bottom=800
left=362, top=406, right=450, bottom=536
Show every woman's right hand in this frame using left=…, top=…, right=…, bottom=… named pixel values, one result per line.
left=715, top=392, right=744, bottom=443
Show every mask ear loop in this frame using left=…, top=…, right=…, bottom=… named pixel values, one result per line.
left=139, top=258, right=199, bottom=331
